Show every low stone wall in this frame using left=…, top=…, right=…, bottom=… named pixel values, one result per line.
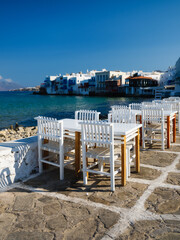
left=0, top=126, right=38, bottom=142
left=0, top=136, right=38, bottom=188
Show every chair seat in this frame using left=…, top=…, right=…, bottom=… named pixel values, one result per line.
left=41, top=138, right=75, bottom=154
left=86, top=146, right=121, bottom=161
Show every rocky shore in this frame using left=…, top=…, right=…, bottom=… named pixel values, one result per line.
left=0, top=126, right=37, bottom=143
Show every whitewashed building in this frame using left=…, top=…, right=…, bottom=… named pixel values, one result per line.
left=175, top=58, right=180, bottom=94
left=40, top=75, right=59, bottom=94
left=40, top=71, right=97, bottom=95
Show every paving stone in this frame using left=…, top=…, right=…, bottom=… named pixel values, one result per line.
left=15, top=212, right=45, bottom=230
left=98, top=208, right=119, bottom=229
left=46, top=214, right=67, bottom=231
left=176, top=160, right=180, bottom=170
left=0, top=189, right=119, bottom=240
left=0, top=213, right=17, bottom=240
left=130, top=166, right=161, bottom=180
left=140, top=151, right=176, bottom=167
left=63, top=217, right=100, bottom=240
left=144, top=142, right=180, bottom=152
left=66, top=181, right=148, bottom=208
left=24, top=168, right=148, bottom=208
left=168, top=145, right=180, bottom=152
left=13, top=194, right=34, bottom=211
left=166, top=172, right=180, bottom=186
left=145, top=187, right=180, bottom=214
left=117, top=220, right=180, bottom=240
left=61, top=202, right=91, bottom=226
left=6, top=231, right=54, bottom=240
left=43, top=202, right=62, bottom=216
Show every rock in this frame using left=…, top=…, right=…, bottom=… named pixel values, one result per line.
left=0, top=126, right=37, bottom=142
left=15, top=122, right=19, bottom=130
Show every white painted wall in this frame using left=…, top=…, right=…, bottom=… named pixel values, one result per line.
left=0, top=136, right=38, bottom=188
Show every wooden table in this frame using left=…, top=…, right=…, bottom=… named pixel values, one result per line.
left=131, top=110, right=177, bottom=148
left=62, top=119, right=142, bottom=186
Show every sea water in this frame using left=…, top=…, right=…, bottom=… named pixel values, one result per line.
left=0, top=91, right=150, bottom=129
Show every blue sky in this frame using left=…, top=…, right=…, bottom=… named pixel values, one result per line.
left=0, top=0, right=180, bottom=87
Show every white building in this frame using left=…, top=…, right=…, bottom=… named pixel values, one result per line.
left=41, top=71, right=97, bottom=95
left=40, top=75, right=59, bottom=94
left=95, top=70, right=130, bottom=94
left=159, top=67, right=176, bottom=86
left=175, top=58, right=180, bottom=94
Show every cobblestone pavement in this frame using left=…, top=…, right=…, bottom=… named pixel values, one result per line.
left=1, top=135, right=180, bottom=239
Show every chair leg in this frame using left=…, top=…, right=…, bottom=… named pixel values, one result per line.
left=142, top=124, right=145, bottom=149
left=60, top=145, right=64, bottom=180
left=38, top=138, right=43, bottom=173
left=82, top=144, right=87, bottom=185
left=110, top=147, right=115, bottom=192
left=126, top=149, right=129, bottom=179
left=99, top=160, right=103, bottom=172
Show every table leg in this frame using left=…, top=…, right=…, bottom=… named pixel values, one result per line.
left=173, top=114, right=176, bottom=143
left=140, top=115, right=142, bottom=146
left=135, top=129, right=140, bottom=173
left=75, top=131, right=81, bottom=177
left=167, top=116, right=170, bottom=148
left=86, top=145, right=89, bottom=178
left=121, top=135, right=126, bottom=186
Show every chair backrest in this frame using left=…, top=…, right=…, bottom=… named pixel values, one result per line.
left=35, top=116, right=63, bottom=142
left=129, top=103, right=142, bottom=110
left=142, top=103, right=172, bottom=111
left=80, top=121, right=114, bottom=148
left=110, top=109, right=136, bottom=123
left=163, top=100, right=180, bottom=112
left=142, top=108, right=164, bottom=124
left=142, top=102, right=153, bottom=106
left=75, top=110, right=100, bottom=122
left=111, top=105, right=129, bottom=111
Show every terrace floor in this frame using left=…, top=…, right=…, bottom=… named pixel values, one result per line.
left=1, top=135, right=180, bottom=239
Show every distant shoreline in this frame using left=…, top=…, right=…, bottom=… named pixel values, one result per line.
left=8, top=86, right=40, bottom=92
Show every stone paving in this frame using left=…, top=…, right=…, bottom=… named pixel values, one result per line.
left=1, top=134, right=180, bottom=239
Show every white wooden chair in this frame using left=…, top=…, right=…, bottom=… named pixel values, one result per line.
left=110, top=109, right=136, bottom=123
left=35, top=116, right=75, bottom=180
left=142, top=109, right=165, bottom=150
left=80, top=121, right=123, bottom=191
left=109, top=109, right=136, bottom=175
left=142, top=103, right=172, bottom=111
left=75, top=110, right=100, bottom=122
